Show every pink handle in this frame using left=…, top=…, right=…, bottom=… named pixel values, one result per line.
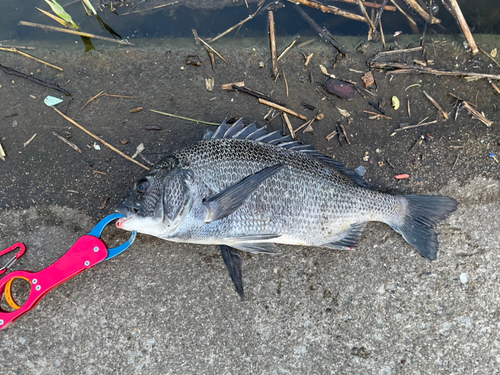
left=0, top=235, right=108, bottom=329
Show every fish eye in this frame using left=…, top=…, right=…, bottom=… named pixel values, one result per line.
left=136, top=179, right=150, bottom=193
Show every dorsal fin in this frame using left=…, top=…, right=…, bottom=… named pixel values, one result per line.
left=207, top=120, right=369, bottom=188
left=223, top=118, right=245, bottom=138
left=210, top=119, right=230, bottom=139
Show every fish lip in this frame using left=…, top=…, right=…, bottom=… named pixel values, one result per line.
left=116, top=216, right=133, bottom=228
left=115, top=204, right=134, bottom=218
left=115, top=204, right=135, bottom=228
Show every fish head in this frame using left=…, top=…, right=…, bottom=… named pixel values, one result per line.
left=116, top=157, right=183, bottom=237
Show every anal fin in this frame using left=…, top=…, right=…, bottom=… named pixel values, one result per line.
left=227, top=235, right=281, bottom=255
left=322, top=222, right=367, bottom=250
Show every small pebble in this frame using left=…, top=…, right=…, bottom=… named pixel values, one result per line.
left=12, top=120, right=17, bottom=127
left=355, top=166, right=366, bottom=177
left=460, top=273, right=470, bottom=284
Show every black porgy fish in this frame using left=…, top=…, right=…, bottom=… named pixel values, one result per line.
left=116, top=119, right=458, bottom=297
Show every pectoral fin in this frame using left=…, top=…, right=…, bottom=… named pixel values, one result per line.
left=220, top=245, right=244, bottom=299
left=203, top=164, right=284, bottom=222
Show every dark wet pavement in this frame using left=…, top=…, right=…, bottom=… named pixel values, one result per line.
left=1, top=34, right=500, bottom=374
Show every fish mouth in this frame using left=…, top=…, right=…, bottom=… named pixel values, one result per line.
left=116, top=216, right=133, bottom=228
left=115, top=204, right=135, bottom=228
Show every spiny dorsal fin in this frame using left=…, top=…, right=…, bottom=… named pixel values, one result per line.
left=207, top=119, right=369, bottom=188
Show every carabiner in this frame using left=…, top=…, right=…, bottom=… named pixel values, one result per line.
left=0, top=243, right=26, bottom=276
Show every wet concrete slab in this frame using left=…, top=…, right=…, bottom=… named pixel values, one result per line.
left=1, top=35, right=500, bottom=374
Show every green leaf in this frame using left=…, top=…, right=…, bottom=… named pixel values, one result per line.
left=81, top=0, right=97, bottom=16
left=44, top=0, right=78, bottom=29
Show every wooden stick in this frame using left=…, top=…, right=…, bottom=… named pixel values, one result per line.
left=0, top=47, right=63, bottom=71
left=329, top=0, right=395, bottom=11
left=283, top=113, right=295, bottom=139
left=52, top=107, right=150, bottom=170
left=197, top=36, right=228, bottom=64
left=423, top=90, right=448, bottom=119
left=268, top=11, right=279, bottom=80
left=461, top=102, right=493, bottom=127
left=283, top=70, right=289, bottom=97
left=402, top=0, right=440, bottom=24
left=293, top=119, right=314, bottom=133
left=23, top=133, right=37, bottom=147
left=294, top=4, right=348, bottom=56
left=371, top=61, right=500, bottom=80
left=278, top=37, right=298, bottom=61
left=478, top=47, right=500, bottom=69
left=81, top=91, right=105, bottom=110
left=357, top=0, right=376, bottom=31
left=379, top=19, right=386, bottom=50
left=373, top=0, right=389, bottom=26
left=258, top=98, right=308, bottom=121
left=363, top=110, right=392, bottom=119
left=368, top=46, right=422, bottom=63
left=395, top=120, right=438, bottom=131
left=488, top=79, right=500, bottom=95
left=389, top=0, right=417, bottom=26
left=288, top=0, right=368, bottom=23
left=0, top=43, right=35, bottom=50
left=18, top=21, right=133, bottom=45
left=448, top=0, right=478, bottom=54
left=52, top=131, right=82, bottom=153
left=208, top=3, right=263, bottom=43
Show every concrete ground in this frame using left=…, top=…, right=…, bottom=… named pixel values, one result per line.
left=1, top=34, right=500, bottom=374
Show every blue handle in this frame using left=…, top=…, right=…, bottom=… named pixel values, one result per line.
left=88, top=213, right=136, bottom=261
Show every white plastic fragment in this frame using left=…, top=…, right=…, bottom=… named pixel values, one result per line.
left=44, top=96, right=63, bottom=107
left=460, top=273, right=470, bottom=284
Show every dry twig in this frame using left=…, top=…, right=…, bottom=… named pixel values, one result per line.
left=258, top=98, right=307, bottom=121
left=0, top=47, right=63, bottom=71
left=268, top=11, right=279, bottom=79
left=53, top=108, right=149, bottom=169
left=448, top=0, right=478, bottom=54
left=423, top=91, right=448, bottom=119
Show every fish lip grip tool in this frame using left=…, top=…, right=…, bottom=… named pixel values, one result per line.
left=0, top=213, right=136, bottom=330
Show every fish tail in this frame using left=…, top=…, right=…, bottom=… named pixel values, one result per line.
left=390, top=195, right=458, bottom=260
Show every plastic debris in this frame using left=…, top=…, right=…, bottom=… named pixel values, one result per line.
left=394, top=174, right=410, bottom=179
left=44, top=96, right=63, bottom=107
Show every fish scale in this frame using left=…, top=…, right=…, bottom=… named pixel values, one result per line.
left=116, top=120, right=458, bottom=298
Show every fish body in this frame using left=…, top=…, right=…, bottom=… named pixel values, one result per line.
left=117, top=119, right=457, bottom=296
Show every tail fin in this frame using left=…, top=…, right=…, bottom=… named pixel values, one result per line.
left=391, top=195, right=458, bottom=261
